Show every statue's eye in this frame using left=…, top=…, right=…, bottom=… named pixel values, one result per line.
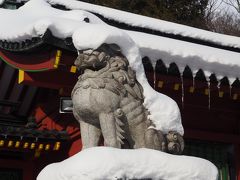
left=92, top=51, right=99, bottom=56
left=173, top=134, right=178, bottom=140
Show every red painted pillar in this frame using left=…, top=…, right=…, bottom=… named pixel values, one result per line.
left=234, top=144, right=240, bottom=180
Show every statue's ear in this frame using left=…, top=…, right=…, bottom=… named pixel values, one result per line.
left=99, top=43, right=121, bottom=52
left=108, top=44, right=121, bottom=52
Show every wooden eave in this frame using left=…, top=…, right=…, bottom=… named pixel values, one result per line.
left=0, top=126, right=69, bottom=141
left=0, top=30, right=75, bottom=53
left=0, top=126, right=69, bottom=153
left=0, top=48, right=57, bottom=72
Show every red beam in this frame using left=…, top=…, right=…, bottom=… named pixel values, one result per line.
left=19, top=70, right=78, bottom=89
left=0, top=49, right=77, bottom=72
left=0, top=49, right=57, bottom=71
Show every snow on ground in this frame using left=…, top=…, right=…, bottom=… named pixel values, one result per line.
left=37, top=147, right=218, bottom=180
left=48, top=0, right=240, bottom=49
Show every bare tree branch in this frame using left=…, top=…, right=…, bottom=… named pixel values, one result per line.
left=223, top=0, right=240, bottom=13
left=205, top=0, right=223, bottom=26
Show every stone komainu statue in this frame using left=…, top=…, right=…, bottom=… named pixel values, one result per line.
left=72, top=44, right=184, bottom=154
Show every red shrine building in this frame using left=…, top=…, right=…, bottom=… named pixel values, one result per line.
left=0, top=0, right=240, bottom=180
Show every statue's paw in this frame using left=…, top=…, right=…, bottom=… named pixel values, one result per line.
left=145, top=128, right=166, bottom=151
left=165, top=131, right=184, bottom=155
left=167, top=142, right=181, bottom=154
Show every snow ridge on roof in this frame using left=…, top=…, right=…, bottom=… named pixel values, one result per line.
left=48, top=0, right=240, bottom=49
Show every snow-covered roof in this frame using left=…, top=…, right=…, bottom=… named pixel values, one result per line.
left=48, top=0, right=240, bottom=50
left=0, top=0, right=239, bottom=83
